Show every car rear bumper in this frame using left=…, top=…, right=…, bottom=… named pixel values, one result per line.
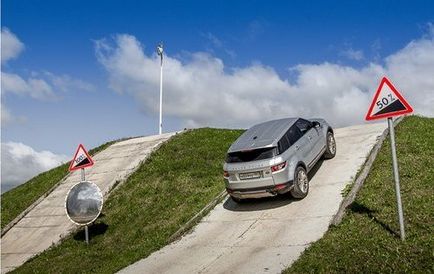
left=226, top=180, right=293, bottom=199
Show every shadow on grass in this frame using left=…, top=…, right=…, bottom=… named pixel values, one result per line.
left=349, top=201, right=400, bottom=238
left=73, top=222, right=108, bottom=242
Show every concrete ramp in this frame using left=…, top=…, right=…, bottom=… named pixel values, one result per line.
left=120, top=123, right=387, bottom=274
left=1, top=132, right=176, bottom=273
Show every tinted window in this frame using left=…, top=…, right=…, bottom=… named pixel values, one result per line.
left=295, top=118, right=312, bottom=135
left=278, top=135, right=290, bottom=154
left=286, top=125, right=303, bottom=145
left=226, top=147, right=277, bottom=163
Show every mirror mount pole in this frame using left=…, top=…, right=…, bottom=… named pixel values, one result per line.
left=81, top=168, right=85, bottom=182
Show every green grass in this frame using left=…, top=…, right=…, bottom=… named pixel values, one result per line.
left=340, top=180, right=353, bottom=197
left=285, top=116, right=434, bottom=273
left=1, top=141, right=116, bottom=230
left=12, top=128, right=243, bottom=274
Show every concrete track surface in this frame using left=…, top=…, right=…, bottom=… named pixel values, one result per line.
left=1, top=132, right=176, bottom=273
left=120, top=123, right=387, bottom=274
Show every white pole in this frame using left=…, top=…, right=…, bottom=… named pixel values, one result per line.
left=157, top=43, right=164, bottom=135
left=159, top=57, right=163, bottom=135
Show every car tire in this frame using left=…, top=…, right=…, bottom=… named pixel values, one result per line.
left=290, top=166, right=309, bottom=199
left=323, top=131, right=336, bottom=159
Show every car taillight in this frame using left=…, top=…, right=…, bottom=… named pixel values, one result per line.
left=223, top=170, right=229, bottom=177
left=271, top=162, right=286, bottom=173
left=274, top=183, right=287, bottom=190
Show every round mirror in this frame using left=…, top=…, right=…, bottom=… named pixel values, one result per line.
left=65, top=181, right=103, bottom=225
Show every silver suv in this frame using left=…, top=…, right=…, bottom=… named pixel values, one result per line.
left=223, top=117, right=336, bottom=202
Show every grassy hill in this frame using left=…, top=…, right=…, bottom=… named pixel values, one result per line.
left=285, top=116, right=434, bottom=273
left=11, top=128, right=243, bottom=273
left=1, top=141, right=116, bottom=230
left=6, top=117, right=432, bottom=273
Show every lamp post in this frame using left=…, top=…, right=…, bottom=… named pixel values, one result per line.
left=157, top=43, right=164, bottom=135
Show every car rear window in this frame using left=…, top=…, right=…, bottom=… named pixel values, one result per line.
left=226, top=147, right=277, bottom=163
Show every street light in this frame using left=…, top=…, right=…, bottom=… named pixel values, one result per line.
left=157, top=43, right=164, bottom=135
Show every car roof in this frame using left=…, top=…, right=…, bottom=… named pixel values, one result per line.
left=228, top=117, right=299, bottom=153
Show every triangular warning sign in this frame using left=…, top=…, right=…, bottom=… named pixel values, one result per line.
left=69, top=144, right=94, bottom=171
left=365, top=77, right=413, bottom=121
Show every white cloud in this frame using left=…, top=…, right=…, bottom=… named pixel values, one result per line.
left=202, top=32, right=236, bottom=58
left=1, top=72, right=56, bottom=100
left=43, top=72, right=95, bottom=93
left=95, top=32, right=434, bottom=129
left=1, top=103, right=14, bottom=125
left=1, top=142, right=69, bottom=193
left=1, top=71, right=96, bottom=101
left=1, top=28, right=95, bottom=126
left=1, top=103, right=26, bottom=126
left=1, top=28, right=25, bottom=64
left=385, top=39, right=434, bottom=118
left=203, top=32, right=223, bottom=48
left=341, top=48, right=364, bottom=61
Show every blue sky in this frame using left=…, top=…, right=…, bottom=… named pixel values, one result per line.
left=4, top=1, right=433, bottom=73
left=2, top=0, right=434, bottom=189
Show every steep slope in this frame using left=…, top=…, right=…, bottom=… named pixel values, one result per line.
left=285, top=116, right=434, bottom=273
left=9, top=128, right=243, bottom=273
left=1, top=141, right=116, bottom=230
left=2, top=132, right=176, bottom=273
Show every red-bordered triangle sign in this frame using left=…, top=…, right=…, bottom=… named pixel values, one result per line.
left=365, top=77, right=413, bottom=121
left=69, top=144, right=94, bottom=171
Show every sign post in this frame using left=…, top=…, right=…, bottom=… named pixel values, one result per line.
left=68, top=144, right=96, bottom=244
left=387, top=117, right=405, bottom=240
left=80, top=168, right=87, bottom=243
left=365, top=76, right=413, bottom=241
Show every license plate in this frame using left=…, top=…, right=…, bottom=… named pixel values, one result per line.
left=239, top=171, right=261, bottom=180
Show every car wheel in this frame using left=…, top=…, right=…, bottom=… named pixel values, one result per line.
left=290, top=166, right=309, bottom=199
left=323, top=131, right=336, bottom=159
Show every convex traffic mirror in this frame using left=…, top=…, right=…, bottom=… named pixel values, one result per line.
left=65, top=181, right=103, bottom=225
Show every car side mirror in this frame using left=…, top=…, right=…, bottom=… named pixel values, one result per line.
left=312, top=121, right=320, bottom=128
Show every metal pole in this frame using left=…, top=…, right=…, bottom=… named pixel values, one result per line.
left=159, top=48, right=163, bottom=135
left=81, top=168, right=89, bottom=244
left=388, top=117, right=405, bottom=241
left=85, top=225, right=89, bottom=244
left=81, top=168, right=85, bottom=181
